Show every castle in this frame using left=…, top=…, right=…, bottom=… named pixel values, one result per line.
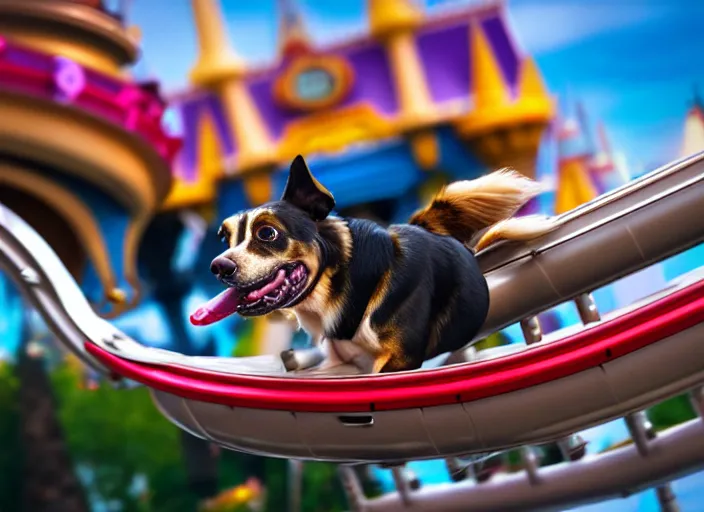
left=0, top=0, right=697, bottom=356
left=156, top=0, right=629, bottom=350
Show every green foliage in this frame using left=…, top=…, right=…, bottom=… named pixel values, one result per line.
left=300, top=462, right=347, bottom=512
left=49, top=359, right=339, bottom=512
left=0, top=361, right=21, bottom=511
left=262, top=458, right=288, bottom=512
left=504, top=448, right=522, bottom=468
left=647, top=393, right=697, bottom=431
left=51, top=361, right=202, bottom=511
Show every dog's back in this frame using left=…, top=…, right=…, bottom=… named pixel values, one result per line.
left=339, top=169, right=558, bottom=372
left=384, top=224, right=489, bottom=362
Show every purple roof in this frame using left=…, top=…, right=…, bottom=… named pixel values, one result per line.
left=170, top=3, right=522, bottom=179
left=173, top=92, right=236, bottom=182
left=416, top=21, right=471, bottom=104
left=247, top=40, right=399, bottom=140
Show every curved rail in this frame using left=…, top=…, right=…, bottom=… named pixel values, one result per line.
left=0, top=151, right=700, bottom=382
left=474, top=150, right=704, bottom=338
left=85, top=272, right=704, bottom=462
left=358, top=417, right=704, bottom=511
left=85, top=273, right=704, bottom=412
left=0, top=203, right=120, bottom=376
left=0, top=152, right=702, bottom=465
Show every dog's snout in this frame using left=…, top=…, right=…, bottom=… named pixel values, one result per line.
left=210, top=256, right=237, bottom=278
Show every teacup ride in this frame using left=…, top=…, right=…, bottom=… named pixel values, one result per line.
left=0, top=152, right=703, bottom=511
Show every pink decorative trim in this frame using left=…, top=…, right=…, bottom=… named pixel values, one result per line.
left=0, top=38, right=182, bottom=164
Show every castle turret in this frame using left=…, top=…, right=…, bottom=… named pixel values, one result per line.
left=0, top=0, right=138, bottom=77
left=367, top=0, right=441, bottom=168
left=277, top=0, right=313, bottom=60
left=589, top=121, right=618, bottom=194
left=189, top=0, right=275, bottom=175
left=367, top=0, right=434, bottom=128
left=553, top=98, right=599, bottom=213
left=0, top=0, right=179, bottom=315
left=454, top=17, right=554, bottom=179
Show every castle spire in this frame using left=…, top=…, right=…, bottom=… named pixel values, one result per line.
left=470, top=21, right=510, bottom=111
left=189, top=0, right=245, bottom=86
left=366, top=0, right=434, bottom=128
left=454, top=18, right=553, bottom=180
left=277, top=0, right=311, bottom=59
left=516, top=57, right=549, bottom=101
left=189, top=0, right=274, bottom=173
left=554, top=98, right=599, bottom=212
left=589, top=120, right=616, bottom=194
left=367, top=0, right=423, bottom=40
left=596, top=121, right=612, bottom=156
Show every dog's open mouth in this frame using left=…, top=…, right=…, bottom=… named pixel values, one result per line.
left=190, top=263, right=309, bottom=326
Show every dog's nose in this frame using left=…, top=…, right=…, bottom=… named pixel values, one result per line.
left=210, top=256, right=237, bottom=278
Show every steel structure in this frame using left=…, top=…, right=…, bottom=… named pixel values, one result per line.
left=0, top=151, right=703, bottom=511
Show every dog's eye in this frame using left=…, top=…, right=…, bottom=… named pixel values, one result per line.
left=256, top=225, right=278, bottom=242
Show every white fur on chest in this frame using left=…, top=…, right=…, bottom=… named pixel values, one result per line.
left=293, top=312, right=382, bottom=373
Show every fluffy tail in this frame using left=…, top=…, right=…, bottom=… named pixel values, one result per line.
left=472, top=215, right=559, bottom=252
left=409, top=169, right=558, bottom=251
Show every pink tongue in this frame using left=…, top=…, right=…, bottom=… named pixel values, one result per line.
left=246, top=269, right=286, bottom=301
left=190, top=287, right=240, bottom=326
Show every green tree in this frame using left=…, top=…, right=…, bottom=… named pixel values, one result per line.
left=647, top=394, right=696, bottom=430
left=51, top=361, right=201, bottom=511
left=0, top=361, right=21, bottom=511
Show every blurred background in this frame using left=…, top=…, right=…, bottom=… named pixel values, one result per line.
left=0, top=0, right=703, bottom=511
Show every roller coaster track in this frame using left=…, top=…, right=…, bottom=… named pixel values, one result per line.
left=0, top=151, right=703, bottom=511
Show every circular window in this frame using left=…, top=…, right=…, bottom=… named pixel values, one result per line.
left=294, top=67, right=335, bottom=102
left=273, top=55, right=354, bottom=112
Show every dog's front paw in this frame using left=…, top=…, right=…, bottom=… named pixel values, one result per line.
left=280, top=346, right=326, bottom=372
left=280, top=349, right=299, bottom=371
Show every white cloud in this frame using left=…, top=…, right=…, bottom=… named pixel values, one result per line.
left=506, top=0, right=665, bottom=55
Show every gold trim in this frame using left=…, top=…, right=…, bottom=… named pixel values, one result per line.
left=5, top=33, right=126, bottom=79
left=0, top=164, right=118, bottom=304
left=277, top=103, right=397, bottom=159
left=409, top=130, right=439, bottom=170
left=368, top=0, right=423, bottom=40
left=456, top=29, right=554, bottom=139
left=0, top=90, right=170, bottom=211
left=454, top=100, right=553, bottom=138
left=217, top=79, right=276, bottom=172
left=273, top=54, right=355, bottom=112
left=242, top=171, right=273, bottom=206
left=162, top=110, right=224, bottom=209
left=0, top=1, right=137, bottom=74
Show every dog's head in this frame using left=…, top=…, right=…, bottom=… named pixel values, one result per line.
left=190, top=155, right=335, bottom=325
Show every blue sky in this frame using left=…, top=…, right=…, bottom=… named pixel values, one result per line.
left=129, top=0, right=704, bottom=172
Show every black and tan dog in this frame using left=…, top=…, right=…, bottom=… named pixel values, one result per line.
left=191, top=155, right=555, bottom=373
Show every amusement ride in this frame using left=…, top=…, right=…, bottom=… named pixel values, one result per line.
left=0, top=0, right=703, bottom=511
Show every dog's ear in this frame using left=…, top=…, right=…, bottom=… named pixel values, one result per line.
left=281, top=155, right=335, bottom=221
